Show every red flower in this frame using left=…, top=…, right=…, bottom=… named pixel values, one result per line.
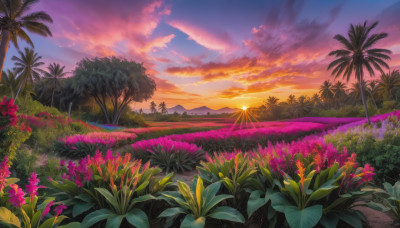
left=8, top=184, right=26, bottom=207
left=0, top=156, right=11, bottom=193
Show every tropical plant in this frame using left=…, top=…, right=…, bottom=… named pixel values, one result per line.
left=319, top=80, right=334, bottom=107
left=332, top=81, right=347, bottom=108
left=0, top=0, right=53, bottom=81
left=1, top=69, right=19, bottom=98
left=380, top=181, right=400, bottom=221
left=42, top=63, right=67, bottom=107
left=294, top=96, right=313, bottom=117
left=377, top=69, right=400, bottom=101
left=159, top=177, right=245, bottom=228
left=328, top=21, right=391, bottom=124
left=71, top=57, right=156, bottom=125
left=150, top=101, right=157, bottom=114
left=158, top=101, right=167, bottom=114
left=51, top=151, right=174, bottom=228
left=12, top=48, right=45, bottom=100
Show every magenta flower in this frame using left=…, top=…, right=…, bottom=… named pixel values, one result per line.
left=41, top=201, right=54, bottom=218
left=25, top=172, right=44, bottom=200
left=0, top=156, right=11, bottom=192
left=8, top=184, right=26, bottom=207
left=54, top=204, right=67, bottom=217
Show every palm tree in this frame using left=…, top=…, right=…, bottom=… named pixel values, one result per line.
left=43, top=63, right=67, bottom=107
left=332, top=81, right=347, bottom=108
left=319, top=80, right=333, bottom=107
left=0, top=0, right=53, bottom=81
left=295, top=96, right=313, bottom=117
left=377, top=70, right=400, bottom=101
left=150, top=101, right=157, bottom=114
left=328, top=21, right=391, bottom=123
left=287, top=94, right=297, bottom=105
left=158, top=101, right=167, bottom=114
left=1, top=69, right=18, bottom=98
left=265, top=96, right=281, bottom=119
left=13, top=48, right=44, bottom=100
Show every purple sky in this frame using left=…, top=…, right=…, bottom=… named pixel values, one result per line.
left=4, top=0, right=400, bottom=109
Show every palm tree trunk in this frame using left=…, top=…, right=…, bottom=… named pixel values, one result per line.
left=359, top=80, right=371, bottom=124
left=68, top=102, right=72, bottom=118
left=0, top=30, right=11, bottom=82
left=15, top=79, right=25, bottom=101
left=51, top=89, right=55, bottom=107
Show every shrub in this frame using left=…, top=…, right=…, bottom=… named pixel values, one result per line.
left=325, top=116, right=400, bottom=184
left=50, top=151, right=174, bottom=227
left=131, top=138, right=204, bottom=173
left=119, top=112, right=148, bottom=127
left=159, top=177, right=245, bottom=227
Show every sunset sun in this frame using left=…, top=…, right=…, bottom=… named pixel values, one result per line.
left=242, top=106, right=247, bottom=111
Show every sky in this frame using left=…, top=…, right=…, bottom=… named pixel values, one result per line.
left=3, top=0, right=400, bottom=110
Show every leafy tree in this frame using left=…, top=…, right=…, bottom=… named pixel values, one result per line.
left=265, top=96, right=281, bottom=120
left=0, top=0, right=53, bottom=81
left=332, top=81, right=347, bottom=108
left=294, top=96, right=313, bottom=117
left=328, top=21, right=391, bottom=123
left=42, top=63, right=67, bottom=107
left=319, top=80, right=333, bottom=107
left=0, top=69, right=18, bottom=98
left=158, top=101, right=167, bottom=114
left=72, top=57, right=156, bottom=125
left=12, top=48, right=44, bottom=100
left=287, top=94, right=297, bottom=105
left=139, top=108, right=143, bottom=115
left=150, top=101, right=157, bottom=114
left=377, top=70, right=400, bottom=101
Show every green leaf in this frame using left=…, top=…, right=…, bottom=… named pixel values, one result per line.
left=58, top=222, right=81, bottom=228
left=131, top=194, right=156, bottom=205
left=0, top=207, right=21, bottom=228
left=105, top=215, right=124, bottom=228
left=126, top=208, right=149, bottom=228
left=306, top=185, right=338, bottom=205
left=203, top=194, right=233, bottom=214
left=181, top=214, right=205, bottom=228
left=270, top=192, right=292, bottom=213
left=209, top=206, right=245, bottom=223
left=284, top=205, right=323, bottom=228
left=320, top=214, right=339, bottom=228
left=81, top=209, right=112, bottom=228
left=158, top=207, right=186, bottom=218
left=73, top=202, right=95, bottom=217
left=5, top=178, right=19, bottom=185
left=95, top=188, right=119, bottom=211
left=247, top=190, right=266, bottom=217
left=336, top=211, right=362, bottom=228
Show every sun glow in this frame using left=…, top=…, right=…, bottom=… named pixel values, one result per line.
left=242, top=106, right=247, bottom=111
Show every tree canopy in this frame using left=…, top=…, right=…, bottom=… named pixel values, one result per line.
left=71, top=57, right=156, bottom=124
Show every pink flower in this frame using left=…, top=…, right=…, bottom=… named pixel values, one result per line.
left=8, top=184, right=26, bottom=207
left=41, top=201, right=54, bottom=218
left=0, top=156, right=11, bottom=192
left=25, top=172, right=44, bottom=200
left=54, top=204, right=67, bottom=217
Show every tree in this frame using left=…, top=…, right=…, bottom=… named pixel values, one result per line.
left=332, top=81, right=347, bottom=108
left=1, top=69, right=18, bottom=98
left=328, top=21, right=391, bottom=123
left=12, top=48, right=44, bottom=100
left=150, top=101, right=157, bottom=114
left=72, top=57, right=156, bottom=125
left=43, top=63, right=67, bottom=107
left=287, top=94, right=297, bottom=105
left=294, top=96, right=313, bottom=117
left=319, top=80, right=333, bottom=107
left=158, top=101, right=167, bottom=114
left=0, top=0, right=53, bottom=81
left=139, top=108, right=143, bottom=115
left=377, top=70, right=400, bottom=101
left=265, top=96, right=281, bottom=120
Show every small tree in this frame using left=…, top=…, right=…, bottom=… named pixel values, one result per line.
left=159, top=101, right=167, bottom=114
left=150, top=101, right=157, bottom=114
left=72, top=57, right=156, bottom=125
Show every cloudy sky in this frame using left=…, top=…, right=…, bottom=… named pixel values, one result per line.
left=3, top=0, right=400, bottom=109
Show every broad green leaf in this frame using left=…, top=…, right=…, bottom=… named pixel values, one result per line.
left=203, top=194, right=233, bottom=213
left=158, top=207, right=186, bottom=218
left=209, top=206, right=245, bottom=223
left=270, top=192, right=292, bottom=213
left=202, top=182, right=221, bottom=204
left=58, top=222, right=81, bottom=228
left=247, top=190, right=266, bottom=217
left=306, top=185, right=338, bottom=205
left=105, top=215, right=124, bottom=228
left=95, top=188, right=119, bottom=211
left=284, top=205, right=323, bottom=228
left=39, top=216, right=68, bottom=228
left=0, top=207, right=21, bottom=228
left=131, top=194, right=156, bottom=205
left=336, top=211, right=362, bottom=228
left=320, top=214, right=339, bottom=228
left=5, top=178, right=19, bottom=185
left=73, top=202, right=95, bottom=217
left=81, top=209, right=112, bottom=228
left=126, top=208, right=149, bottom=228
left=181, top=214, right=205, bottom=228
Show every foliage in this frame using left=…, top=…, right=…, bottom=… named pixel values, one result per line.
left=325, top=114, right=400, bottom=184
left=71, top=56, right=156, bottom=125
left=379, top=181, right=400, bottom=222
left=159, top=177, right=245, bottom=228
left=51, top=151, right=174, bottom=227
left=131, top=138, right=204, bottom=173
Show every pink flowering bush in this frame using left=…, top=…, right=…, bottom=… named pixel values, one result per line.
left=197, top=138, right=376, bottom=228
left=164, top=122, right=327, bottom=152
left=0, top=156, right=69, bottom=228
left=131, top=138, right=204, bottom=173
left=55, top=131, right=137, bottom=159
left=50, top=151, right=174, bottom=227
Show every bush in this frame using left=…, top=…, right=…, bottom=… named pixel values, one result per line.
left=325, top=116, right=400, bottom=184
left=119, top=112, right=148, bottom=127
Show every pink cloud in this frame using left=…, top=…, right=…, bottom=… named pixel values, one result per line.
left=168, top=20, right=235, bottom=51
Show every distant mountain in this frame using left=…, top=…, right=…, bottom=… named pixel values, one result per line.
left=167, top=105, right=239, bottom=115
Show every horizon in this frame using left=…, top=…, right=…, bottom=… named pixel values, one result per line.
left=3, top=0, right=400, bottom=110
